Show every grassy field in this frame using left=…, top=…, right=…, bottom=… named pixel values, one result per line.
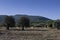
left=0, top=27, right=60, bottom=40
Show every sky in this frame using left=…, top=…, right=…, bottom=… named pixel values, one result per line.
left=0, top=0, right=60, bottom=19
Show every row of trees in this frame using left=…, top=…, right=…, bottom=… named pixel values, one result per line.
left=46, top=20, right=60, bottom=29
left=2, top=16, right=30, bottom=30
left=31, top=20, right=60, bottom=29
left=0, top=15, right=60, bottom=30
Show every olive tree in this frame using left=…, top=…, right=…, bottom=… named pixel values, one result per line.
left=19, top=16, right=30, bottom=30
left=3, top=16, right=15, bottom=30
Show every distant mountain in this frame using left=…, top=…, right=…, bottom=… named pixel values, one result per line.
left=0, top=14, right=51, bottom=23
left=14, top=14, right=51, bottom=23
left=0, top=15, right=7, bottom=23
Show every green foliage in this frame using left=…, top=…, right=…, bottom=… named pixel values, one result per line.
left=46, top=20, right=54, bottom=28
left=19, top=16, right=30, bottom=30
left=55, top=20, right=60, bottom=29
left=3, top=16, right=15, bottom=30
left=20, top=17, right=30, bottom=27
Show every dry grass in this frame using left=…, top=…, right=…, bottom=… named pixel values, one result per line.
left=0, top=27, right=60, bottom=40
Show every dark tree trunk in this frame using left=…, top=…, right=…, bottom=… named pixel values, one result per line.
left=57, top=26, right=60, bottom=29
left=7, top=26, right=9, bottom=30
left=22, top=26, right=24, bottom=30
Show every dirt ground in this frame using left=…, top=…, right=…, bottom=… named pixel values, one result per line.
left=0, top=27, right=60, bottom=40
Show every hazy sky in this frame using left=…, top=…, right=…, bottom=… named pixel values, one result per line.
left=0, top=0, right=60, bottom=19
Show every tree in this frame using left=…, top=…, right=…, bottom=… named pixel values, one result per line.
left=19, top=16, right=30, bottom=30
left=55, top=19, right=60, bottom=29
left=46, top=20, right=55, bottom=28
left=3, top=16, right=15, bottom=30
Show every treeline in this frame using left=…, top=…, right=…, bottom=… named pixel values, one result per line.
left=0, top=15, right=60, bottom=30
left=31, top=20, right=60, bottom=29
left=0, top=16, right=30, bottom=30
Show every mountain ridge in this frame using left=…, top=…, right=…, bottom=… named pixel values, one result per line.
left=0, top=14, right=51, bottom=23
